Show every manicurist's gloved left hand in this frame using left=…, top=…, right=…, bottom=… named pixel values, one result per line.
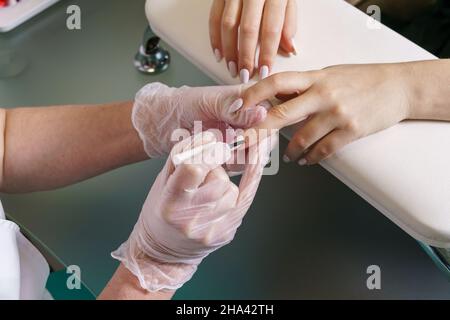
left=132, top=83, right=268, bottom=158
left=112, top=131, right=273, bottom=292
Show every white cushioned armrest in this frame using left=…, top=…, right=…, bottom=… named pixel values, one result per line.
left=0, top=0, right=60, bottom=33
left=146, top=0, right=450, bottom=248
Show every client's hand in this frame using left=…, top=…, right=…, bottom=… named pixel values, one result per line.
left=241, top=63, right=418, bottom=165
left=112, top=131, right=272, bottom=292
left=132, top=83, right=268, bottom=158
left=209, top=0, right=297, bottom=82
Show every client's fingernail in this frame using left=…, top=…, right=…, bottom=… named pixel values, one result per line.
left=291, top=38, right=298, bottom=56
left=214, top=48, right=222, bottom=62
left=259, top=100, right=273, bottom=110
left=244, top=108, right=256, bottom=123
left=282, top=155, right=291, bottom=163
left=259, top=65, right=269, bottom=79
left=240, top=68, right=250, bottom=84
left=244, top=107, right=266, bottom=124
left=229, top=98, right=244, bottom=113
left=298, top=158, right=307, bottom=166
left=228, top=61, right=238, bottom=78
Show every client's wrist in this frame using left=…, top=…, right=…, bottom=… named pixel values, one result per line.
left=402, top=60, right=450, bottom=121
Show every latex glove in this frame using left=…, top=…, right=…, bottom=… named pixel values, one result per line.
left=132, top=82, right=268, bottom=158
left=209, top=0, right=298, bottom=82
left=241, top=63, right=419, bottom=165
left=112, top=131, right=273, bottom=292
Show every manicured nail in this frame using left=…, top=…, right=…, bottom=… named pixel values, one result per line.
left=298, top=158, right=307, bottom=166
left=244, top=107, right=266, bottom=124
left=214, top=49, right=222, bottom=62
left=291, top=38, right=298, bottom=56
left=282, top=155, right=291, bottom=163
left=229, top=98, right=244, bottom=113
left=259, top=65, right=269, bottom=79
left=228, top=61, right=237, bottom=78
left=240, top=68, right=250, bottom=84
left=259, top=100, right=272, bottom=110
left=254, top=106, right=268, bottom=122
left=244, top=108, right=260, bottom=124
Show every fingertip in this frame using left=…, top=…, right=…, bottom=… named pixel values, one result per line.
left=279, top=34, right=297, bottom=55
left=298, top=158, right=308, bottom=166
left=214, top=48, right=223, bottom=62
left=242, top=107, right=265, bottom=126
left=239, top=68, right=250, bottom=84
left=228, top=98, right=244, bottom=113
left=291, top=38, right=298, bottom=56
left=238, top=60, right=255, bottom=80
left=259, top=65, right=270, bottom=80
left=228, top=61, right=238, bottom=78
left=253, top=106, right=268, bottom=123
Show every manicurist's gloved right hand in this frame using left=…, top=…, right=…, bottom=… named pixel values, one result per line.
left=132, top=83, right=268, bottom=158
left=112, top=131, right=273, bottom=292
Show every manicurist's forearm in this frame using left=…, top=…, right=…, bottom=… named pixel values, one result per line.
left=406, top=59, right=450, bottom=121
left=0, top=101, right=148, bottom=193
left=98, top=263, right=175, bottom=300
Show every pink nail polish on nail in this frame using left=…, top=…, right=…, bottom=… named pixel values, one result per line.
left=240, top=68, right=250, bottom=84
left=229, top=98, right=244, bottom=113
left=214, top=49, right=222, bottom=62
left=298, top=158, right=307, bottom=166
left=228, top=61, right=238, bottom=78
left=259, top=65, right=269, bottom=79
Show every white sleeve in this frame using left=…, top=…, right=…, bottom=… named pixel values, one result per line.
left=0, top=201, right=50, bottom=300
left=0, top=219, right=21, bottom=299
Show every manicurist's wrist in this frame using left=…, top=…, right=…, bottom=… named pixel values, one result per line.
left=98, top=263, right=175, bottom=300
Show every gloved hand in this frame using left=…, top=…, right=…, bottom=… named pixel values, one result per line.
left=112, top=131, right=273, bottom=292
left=132, top=82, right=268, bottom=158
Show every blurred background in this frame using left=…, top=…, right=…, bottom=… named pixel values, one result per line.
left=0, top=0, right=449, bottom=299
left=352, top=0, right=450, bottom=58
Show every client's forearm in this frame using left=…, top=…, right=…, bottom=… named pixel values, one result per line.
left=406, top=59, right=450, bottom=121
left=98, top=263, right=175, bottom=300
left=0, top=101, right=148, bottom=193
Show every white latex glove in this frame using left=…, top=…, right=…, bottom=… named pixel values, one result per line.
left=112, top=131, right=273, bottom=292
left=132, top=82, right=268, bottom=158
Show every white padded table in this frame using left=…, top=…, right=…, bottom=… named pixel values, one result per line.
left=146, top=0, right=450, bottom=248
left=0, top=0, right=60, bottom=32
